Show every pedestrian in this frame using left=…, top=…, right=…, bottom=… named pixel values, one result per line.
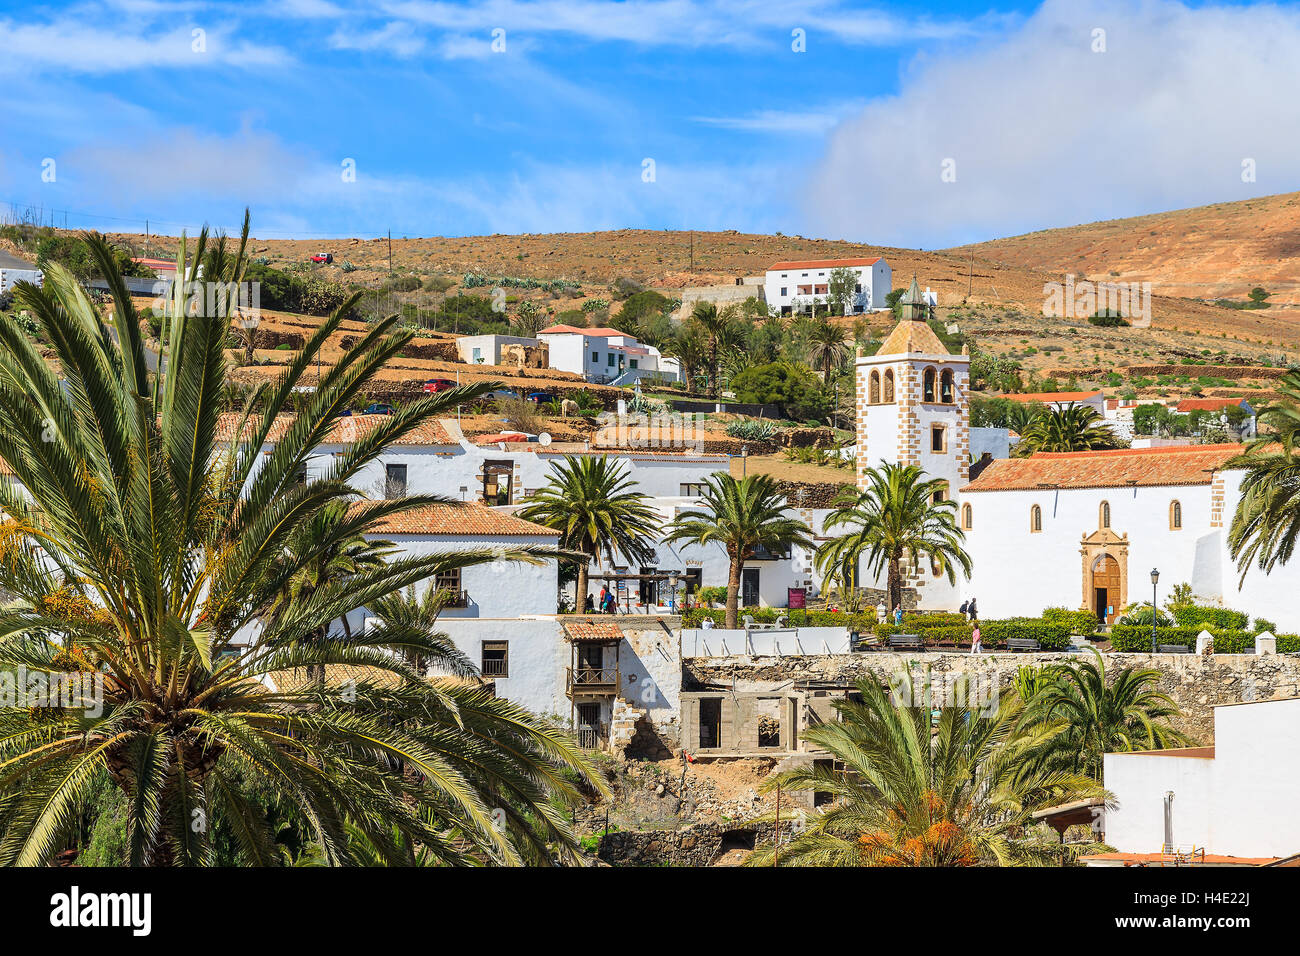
left=701, top=616, right=715, bottom=629
left=958, top=599, right=969, bottom=620
left=894, top=606, right=903, bottom=626
left=970, top=621, right=982, bottom=655
left=584, top=594, right=594, bottom=613
left=968, top=597, right=978, bottom=621
left=605, top=589, right=617, bottom=615
left=597, top=586, right=608, bottom=615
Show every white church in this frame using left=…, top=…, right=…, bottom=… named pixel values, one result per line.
left=855, top=279, right=1296, bottom=631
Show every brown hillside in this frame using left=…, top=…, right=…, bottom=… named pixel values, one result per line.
left=950, top=191, right=1300, bottom=305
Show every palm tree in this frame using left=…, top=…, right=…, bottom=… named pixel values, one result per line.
left=815, top=462, right=971, bottom=613
left=746, top=674, right=1105, bottom=866
left=806, top=320, right=850, bottom=380
left=665, top=320, right=709, bottom=394
left=1014, top=404, right=1118, bottom=456
left=518, top=454, right=661, bottom=610
left=0, top=221, right=606, bottom=866
left=1228, top=370, right=1300, bottom=578
left=1017, top=650, right=1194, bottom=781
left=690, top=301, right=738, bottom=398
left=663, top=473, right=812, bottom=628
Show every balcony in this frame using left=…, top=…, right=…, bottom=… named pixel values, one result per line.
left=566, top=665, right=620, bottom=697
left=436, top=588, right=469, bottom=609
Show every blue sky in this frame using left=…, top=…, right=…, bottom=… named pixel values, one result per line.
left=1, top=0, right=1298, bottom=247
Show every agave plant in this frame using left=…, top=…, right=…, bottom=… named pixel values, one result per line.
left=0, top=218, right=604, bottom=866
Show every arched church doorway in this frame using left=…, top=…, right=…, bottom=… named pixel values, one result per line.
left=1092, top=554, right=1121, bottom=623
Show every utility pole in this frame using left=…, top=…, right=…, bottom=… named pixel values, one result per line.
left=388, top=230, right=393, bottom=275
left=967, top=249, right=974, bottom=300
left=689, top=231, right=694, bottom=272
left=145, top=219, right=150, bottom=257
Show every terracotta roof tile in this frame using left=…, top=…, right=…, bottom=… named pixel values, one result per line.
left=356, top=500, right=560, bottom=537
left=561, top=618, right=623, bottom=642
left=963, top=443, right=1244, bottom=493
left=877, top=318, right=949, bottom=356
left=770, top=257, right=881, bottom=269
left=215, top=412, right=456, bottom=446
left=1176, top=397, right=1251, bottom=412
left=538, top=325, right=628, bottom=337
left=1001, top=391, right=1103, bottom=404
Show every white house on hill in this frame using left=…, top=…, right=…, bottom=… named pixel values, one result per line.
left=764, top=257, right=891, bottom=316
left=537, top=324, right=681, bottom=385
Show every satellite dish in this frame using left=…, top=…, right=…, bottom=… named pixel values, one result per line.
left=538, top=432, right=552, bottom=446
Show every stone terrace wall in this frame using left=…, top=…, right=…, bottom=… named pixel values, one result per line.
left=685, top=651, right=1300, bottom=742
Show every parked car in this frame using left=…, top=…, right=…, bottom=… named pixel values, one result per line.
left=485, top=388, right=520, bottom=401
left=526, top=391, right=555, bottom=404
left=363, top=403, right=395, bottom=415
left=310, top=252, right=333, bottom=264
left=422, top=379, right=457, bottom=393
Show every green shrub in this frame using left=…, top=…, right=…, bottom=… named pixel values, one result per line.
left=1110, top=625, right=1198, bottom=651
left=1171, top=605, right=1249, bottom=631
left=1041, top=607, right=1100, bottom=634
left=1254, top=618, right=1277, bottom=633
left=980, top=618, right=1071, bottom=650
left=725, top=419, right=776, bottom=441
left=696, top=586, right=728, bottom=607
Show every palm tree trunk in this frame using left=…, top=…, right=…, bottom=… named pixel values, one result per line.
left=708, top=340, right=718, bottom=398
left=575, top=551, right=591, bottom=613
left=726, top=557, right=743, bottom=629
left=887, top=555, right=902, bottom=616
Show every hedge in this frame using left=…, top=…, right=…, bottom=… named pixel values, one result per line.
left=1041, top=607, right=1101, bottom=635
left=1110, top=626, right=1300, bottom=653
left=979, top=618, right=1072, bottom=650
left=1172, top=605, right=1249, bottom=631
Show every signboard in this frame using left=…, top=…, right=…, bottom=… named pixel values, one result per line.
left=787, top=587, right=807, bottom=610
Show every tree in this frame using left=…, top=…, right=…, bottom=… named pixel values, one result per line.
left=1248, top=286, right=1271, bottom=307
left=0, top=220, right=605, bottom=866
left=815, top=462, right=971, bottom=613
left=664, top=474, right=812, bottom=628
left=1015, top=404, right=1118, bottom=456
left=729, top=361, right=830, bottom=421
left=746, top=674, right=1104, bottom=866
left=518, top=454, right=661, bottom=609
left=1017, top=650, right=1194, bottom=780
left=665, top=319, right=709, bottom=394
left=827, top=267, right=858, bottom=316
left=690, top=300, right=740, bottom=398
left=806, top=320, right=850, bottom=380
left=1228, top=370, right=1300, bottom=578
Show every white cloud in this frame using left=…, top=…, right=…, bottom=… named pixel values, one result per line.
left=0, top=15, right=290, bottom=74
left=328, top=21, right=426, bottom=57
left=378, top=0, right=1002, bottom=50
left=693, top=102, right=865, bottom=134
left=806, top=0, right=1300, bottom=247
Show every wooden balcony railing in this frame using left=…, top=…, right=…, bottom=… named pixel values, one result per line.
left=566, top=666, right=619, bottom=696
left=437, top=588, right=469, bottom=608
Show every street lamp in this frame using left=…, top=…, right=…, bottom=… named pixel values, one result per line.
left=1150, top=568, right=1160, bottom=653
left=237, top=309, right=261, bottom=367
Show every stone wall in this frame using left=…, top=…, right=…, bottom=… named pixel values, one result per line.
left=595, top=820, right=796, bottom=867
left=684, top=650, right=1300, bottom=742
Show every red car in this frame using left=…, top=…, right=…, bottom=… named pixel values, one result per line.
left=310, top=252, right=333, bottom=264
left=422, top=378, right=457, bottom=393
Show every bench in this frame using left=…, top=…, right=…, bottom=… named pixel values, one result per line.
left=1006, top=638, right=1041, bottom=652
left=887, top=634, right=925, bottom=650
left=1158, top=644, right=1191, bottom=654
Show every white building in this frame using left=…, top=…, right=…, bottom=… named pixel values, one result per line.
left=0, top=250, right=42, bottom=295
left=537, top=324, right=681, bottom=385
left=1002, top=390, right=1106, bottom=415
left=763, top=257, right=891, bottom=317
left=1093, top=697, right=1300, bottom=865
left=1174, top=397, right=1257, bottom=438
left=455, top=333, right=541, bottom=366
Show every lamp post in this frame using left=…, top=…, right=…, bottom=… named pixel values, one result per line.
left=1150, top=568, right=1160, bottom=653
left=238, top=309, right=261, bottom=367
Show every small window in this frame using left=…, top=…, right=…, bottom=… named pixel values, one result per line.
left=923, top=367, right=937, bottom=403
left=384, top=463, right=408, bottom=499
left=931, top=425, right=946, bottom=453
left=869, top=370, right=881, bottom=404
left=780, top=286, right=787, bottom=296
left=435, top=568, right=464, bottom=605
left=940, top=368, right=955, bottom=404
left=629, top=358, right=638, bottom=369
left=962, top=503, right=972, bottom=529
left=1170, top=500, right=1182, bottom=530
left=1100, top=501, right=1111, bottom=529
left=1031, top=504, right=1042, bottom=533
left=932, top=481, right=948, bottom=504
left=481, top=641, right=508, bottom=678
left=883, top=369, right=895, bottom=403
left=591, top=351, right=599, bottom=362
left=680, top=482, right=707, bottom=497
left=483, top=460, right=513, bottom=505
left=607, top=353, right=615, bottom=366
